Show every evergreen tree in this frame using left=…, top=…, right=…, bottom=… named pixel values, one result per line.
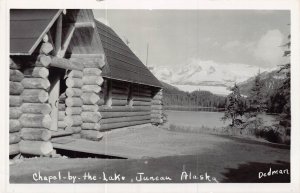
left=222, top=84, right=245, bottom=126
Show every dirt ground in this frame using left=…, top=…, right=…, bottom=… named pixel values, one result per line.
left=10, top=126, right=290, bottom=183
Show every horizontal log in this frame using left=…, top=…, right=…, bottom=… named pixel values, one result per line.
left=132, top=96, right=152, bottom=102
left=58, top=111, right=66, bottom=121
left=81, top=123, right=101, bottom=130
left=71, top=133, right=81, bottom=139
left=132, top=88, right=152, bottom=94
left=151, top=105, right=163, bottom=110
left=70, top=57, right=105, bottom=68
left=20, top=128, right=51, bottom=141
left=10, top=81, right=24, bottom=95
left=65, top=97, right=83, bottom=107
left=23, top=67, right=49, bottom=78
left=21, top=89, right=49, bottom=103
left=58, top=103, right=66, bottom=111
left=83, top=76, right=104, bottom=86
left=83, top=68, right=102, bottom=76
left=10, top=107, right=22, bottom=119
left=111, top=89, right=128, bottom=95
left=98, top=98, right=104, bottom=105
left=66, top=88, right=82, bottom=97
left=151, top=99, right=162, bottom=105
left=65, top=126, right=81, bottom=133
left=19, top=140, right=53, bottom=156
left=10, top=132, right=21, bottom=144
left=99, top=120, right=151, bottom=131
left=10, top=143, right=20, bottom=155
left=151, top=118, right=163, bottom=124
left=100, top=115, right=150, bottom=124
left=10, top=95, right=22, bottom=107
left=99, top=106, right=151, bottom=112
left=81, top=92, right=100, bottom=105
left=82, top=105, right=99, bottom=112
left=81, top=130, right=103, bottom=141
left=10, top=120, right=21, bottom=132
left=132, top=92, right=152, bottom=97
left=58, top=121, right=67, bottom=128
left=66, top=77, right=83, bottom=88
left=40, top=42, right=53, bottom=55
left=21, top=103, right=51, bottom=115
left=37, top=54, right=52, bottom=67
left=82, top=85, right=101, bottom=93
left=133, top=101, right=152, bottom=106
left=101, top=111, right=150, bottom=119
left=51, top=57, right=84, bottom=71
left=66, top=107, right=82, bottom=115
left=19, top=114, right=52, bottom=129
left=67, top=70, right=83, bottom=78
left=64, top=115, right=82, bottom=127
left=21, top=78, right=50, bottom=90
left=112, top=99, right=128, bottom=106
left=151, top=110, right=162, bottom=114
left=81, top=112, right=102, bottom=123
left=10, top=69, right=24, bottom=82
left=151, top=114, right=162, bottom=119
left=111, top=93, right=128, bottom=100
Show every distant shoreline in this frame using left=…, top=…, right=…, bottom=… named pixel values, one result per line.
left=164, top=106, right=225, bottom=112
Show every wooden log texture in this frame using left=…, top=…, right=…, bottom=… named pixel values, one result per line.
left=20, top=128, right=51, bottom=141
left=151, top=105, right=163, bottom=110
left=83, top=68, right=102, bottom=76
left=82, top=85, right=101, bottom=93
left=100, top=120, right=151, bottom=131
left=40, top=42, right=53, bottom=54
left=111, top=93, right=128, bottom=100
left=66, top=77, right=83, bottom=88
left=71, top=57, right=105, bottom=68
left=66, top=88, right=82, bottom=97
left=37, top=54, right=52, bottom=67
left=10, top=81, right=24, bottom=95
left=153, top=95, right=163, bottom=100
left=19, top=114, right=52, bottom=129
left=100, top=115, right=150, bottom=124
left=10, top=95, right=22, bottom=107
left=98, top=98, right=104, bottom=105
left=10, top=143, right=20, bottom=155
left=132, top=88, right=152, bottom=94
left=81, top=92, right=100, bottom=105
left=10, top=120, right=21, bottom=133
left=10, top=58, right=21, bottom=69
left=83, top=76, right=104, bottom=86
left=9, top=132, right=21, bottom=144
left=68, top=70, right=83, bottom=78
left=71, top=133, right=81, bottom=139
left=80, top=130, right=103, bottom=141
left=51, top=57, right=84, bottom=71
left=64, top=115, right=82, bottom=127
left=19, top=140, right=53, bottom=156
left=58, top=111, right=66, bottom=121
left=21, top=103, right=51, bottom=115
left=59, top=92, right=67, bottom=103
left=10, top=107, right=22, bottom=119
left=112, top=99, right=128, bottom=106
left=58, top=103, right=66, bottom=111
left=151, top=110, right=162, bottom=114
left=81, top=112, right=102, bottom=123
left=151, top=118, right=163, bottom=124
left=151, top=114, right=162, bottom=119
left=65, top=126, right=81, bottom=133
left=101, top=111, right=150, bottom=119
left=10, top=69, right=24, bottom=82
left=132, top=92, right=152, bottom=97
left=151, top=99, right=162, bottom=105
left=82, top=123, right=101, bottom=130
left=21, top=78, right=50, bottom=90
left=21, top=89, right=48, bottom=103
left=133, top=101, right=152, bottom=106
left=58, top=121, right=67, bottom=128
left=132, top=96, right=152, bottom=102
left=23, top=67, right=49, bottom=78
left=82, top=105, right=99, bottom=112
left=99, top=106, right=151, bottom=112
left=66, top=107, right=82, bottom=115
left=65, top=97, right=83, bottom=107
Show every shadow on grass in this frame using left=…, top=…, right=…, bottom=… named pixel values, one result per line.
left=221, top=160, right=290, bottom=183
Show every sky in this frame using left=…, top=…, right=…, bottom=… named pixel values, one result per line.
left=93, top=9, right=290, bottom=71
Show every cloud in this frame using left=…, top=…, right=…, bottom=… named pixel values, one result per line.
left=253, top=29, right=284, bottom=67
left=222, top=40, right=241, bottom=50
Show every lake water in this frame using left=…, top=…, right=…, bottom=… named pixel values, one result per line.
left=165, top=110, right=228, bottom=128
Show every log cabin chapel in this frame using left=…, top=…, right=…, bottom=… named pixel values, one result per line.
left=9, top=9, right=163, bottom=157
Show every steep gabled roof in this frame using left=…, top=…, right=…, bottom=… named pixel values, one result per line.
left=10, top=9, right=62, bottom=55
left=95, top=20, right=162, bottom=88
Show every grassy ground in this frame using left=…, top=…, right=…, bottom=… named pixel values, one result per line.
left=10, top=126, right=290, bottom=183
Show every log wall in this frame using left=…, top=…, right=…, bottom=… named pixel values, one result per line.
left=151, top=89, right=163, bottom=125
left=9, top=39, right=54, bottom=156
left=79, top=56, right=105, bottom=141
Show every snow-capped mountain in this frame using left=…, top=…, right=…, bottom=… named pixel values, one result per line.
left=150, top=59, right=273, bottom=95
